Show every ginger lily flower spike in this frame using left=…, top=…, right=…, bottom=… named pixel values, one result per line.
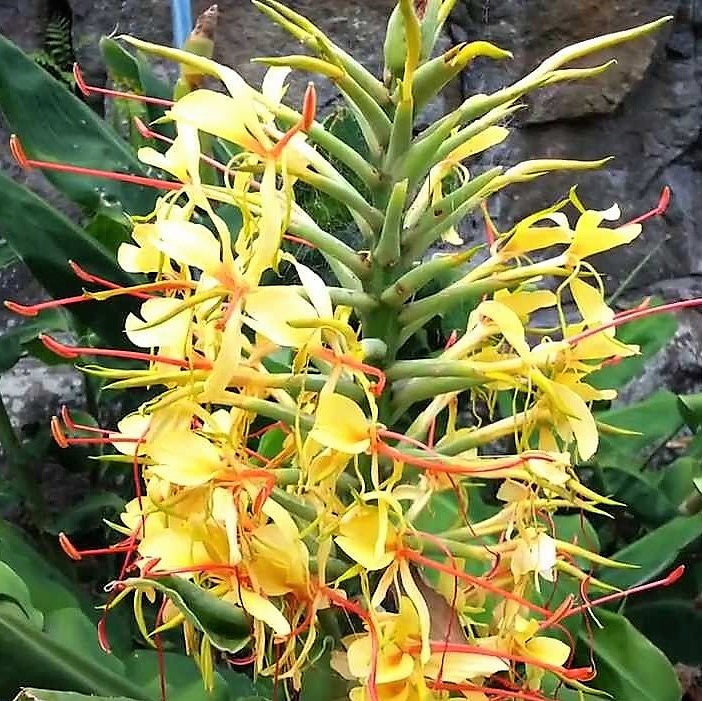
left=8, top=4, right=696, bottom=701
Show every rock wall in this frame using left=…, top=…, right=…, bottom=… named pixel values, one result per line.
left=0, top=0, right=700, bottom=427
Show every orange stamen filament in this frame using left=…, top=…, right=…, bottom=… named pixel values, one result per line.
left=10, top=134, right=182, bottom=190
left=569, top=298, right=702, bottom=346
left=74, top=63, right=174, bottom=108
left=39, top=334, right=212, bottom=369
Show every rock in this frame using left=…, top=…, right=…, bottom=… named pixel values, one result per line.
left=70, top=0, right=172, bottom=89
left=450, top=0, right=702, bottom=295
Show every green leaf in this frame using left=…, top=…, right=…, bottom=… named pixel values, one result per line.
left=0, top=601, right=149, bottom=700
left=678, top=392, right=702, bottom=431
left=0, top=238, right=19, bottom=269
left=626, top=600, right=702, bottom=665
left=0, top=520, right=82, bottom=613
left=657, top=456, right=702, bottom=508
left=593, top=391, right=683, bottom=470
left=601, top=512, right=702, bottom=590
left=576, top=609, right=680, bottom=701
left=588, top=310, right=677, bottom=390
left=42, top=607, right=124, bottom=673
left=599, top=467, right=676, bottom=525
left=48, top=492, right=125, bottom=535
left=123, top=650, right=231, bottom=701
left=0, top=34, right=158, bottom=215
left=124, top=576, right=250, bottom=653
left=14, top=690, right=140, bottom=701
left=0, top=172, right=140, bottom=348
left=0, top=562, right=43, bottom=627
left=299, top=647, right=351, bottom=701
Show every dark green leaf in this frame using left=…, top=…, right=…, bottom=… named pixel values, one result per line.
left=0, top=601, right=149, bottom=700
left=0, top=520, right=82, bottom=613
left=124, top=650, right=230, bottom=701
left=576, top=609, right=680, bottom=701
left=657, top=456, right=702, bottom=509
left=100, top=37, right=142, bottom=86
left=43, top=607, right=124, bottom=673
left=679, top=392, right=702, bottom=431
left=599, top=467, right=676, bottom=525
left=0, top=35, right=158, bottom=215
left=0, top=562, right=43, bottom=627
left=124, top=576, right=250, bottom=653
left=626, top=600, right=702, bottom=665
left=601, top=513, right=702, bottom=590
left=0, top=172, right=140, bottom=347
left=14, top=689, right=140, bottom=701
left=593, top=391, right=683, bottom=470
left=0, top=239, right=19, bottom=269
left=49, top=492, right=125, bottom=535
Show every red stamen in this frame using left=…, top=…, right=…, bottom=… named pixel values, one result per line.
left=482, top=200, right=498, bottom=247
left=68, top=260, right=148, bottom=300
left=427, top=680, right=549, bottom=701
left=51, top=417, right=70, bottom=448
left=97, top=616, right=112, bottom=654
left=4, top=294, right=91, bottom=317
left=313, top=348, right=386, bottom=396
left=59, top=532, right=135, bottom=561
left=301, top=83, right=317, bottom=132
left=228, top=652, right=257, bottom=666
left=283, top=233, right=317, bottom=249
left=248, top=421, right=284, bottom=439
left=564, top=565, right=684, bottom=618
left=39, top=334, right=213, bottom=369
left=397, top=548, right=552, bottom=616
left=10, top=134, right=182, bottom=190
left=569, top=298, right=702, bottom=346
left=624, top=186, right=671, bottom=226
left=133, top=116, right=230, bottom=176
left=74, top=63, right=174, bottom=108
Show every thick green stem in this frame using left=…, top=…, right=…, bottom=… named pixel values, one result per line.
left=287, top=216, right=369, bottom=279
left=374, top=179, right=408, bottom=266
left=398, top=278, right=501, bottom=327
left=436, top=407, right=545, bottom=455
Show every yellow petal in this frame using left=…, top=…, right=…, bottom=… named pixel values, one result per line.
left=425, top=650, right=509, bottom=682
left=149, top=431, right=222, bottom=486
left=310, top=393, right=371, bottom=454
left=448, top=126, right=509, bottom=163
left=555, top=382, right=598, bottom=460
left=125, top=297, right=192, bottom=350
left=476, top=300, right=530, bottom=357
left=169, top=89, right=261, bottom=151
left=261, top=66, right=291, bottom=107
left=150, top=220, right=221, bottom=273
left=238, top=588, right=291, bottom=636
left=525, top=636, right=570, bottom=666
left=244, top=286, right=319, bottom=348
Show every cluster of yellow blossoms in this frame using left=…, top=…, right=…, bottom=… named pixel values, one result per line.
left=13, top=2, right=680, bottom=700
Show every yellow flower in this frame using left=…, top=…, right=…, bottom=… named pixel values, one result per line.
left=310, top=392, right=372, bottom=455
left=566, top=203, right=642, bottom=262
left=335, top=503, right=397, bottom=571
